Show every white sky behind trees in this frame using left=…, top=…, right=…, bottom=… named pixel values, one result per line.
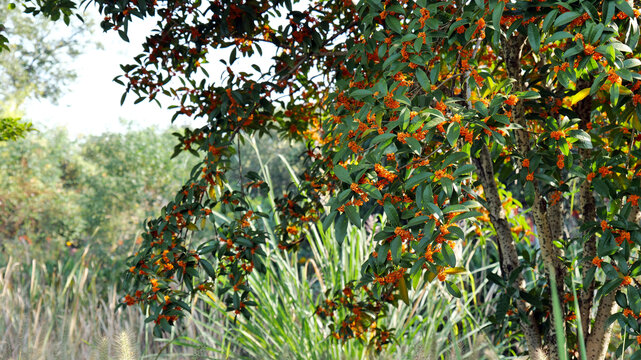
left=22, top=1, right=314, bottom=138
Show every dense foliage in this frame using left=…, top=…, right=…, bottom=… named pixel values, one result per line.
left=0, top=127, right=197, bottom=264
left=6, top=0, right=641, bottom=358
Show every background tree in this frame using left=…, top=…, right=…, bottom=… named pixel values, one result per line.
left=0, top=0, right=90, bottom=140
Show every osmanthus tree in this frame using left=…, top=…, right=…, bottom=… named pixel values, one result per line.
left=14, top=0, right=641, bottom=358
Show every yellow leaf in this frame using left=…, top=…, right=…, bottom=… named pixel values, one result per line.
left=186, top=223, right=199, bottom=231
left=208, top=186, right=216, bottom=200
left=619, top=86, right=632, bottom=95
left=426, top=270, right=437, bottom=283
left=632, top=111, right=641, bottom=131
left=399, top=275, right=410, bottom=306
left=569, top=88, right=590, bottom=106
left=444, top=267, right=467, bottom=275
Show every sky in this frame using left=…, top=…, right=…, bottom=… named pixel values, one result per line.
left=20, top=4, right=302, bottom=139
left=23, top=16, right=175, bottom=138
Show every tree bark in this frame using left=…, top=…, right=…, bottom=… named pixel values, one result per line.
left=504, top=33, right=563, bottom=360
left=586, top=292, right=617, bottom=359
left=472, top=143, right=546, bottom=360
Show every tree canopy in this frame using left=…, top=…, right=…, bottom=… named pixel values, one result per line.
left=7, top=0, right=641, bottom=358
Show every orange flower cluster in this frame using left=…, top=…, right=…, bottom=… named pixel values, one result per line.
left=598, top=166, right=612, bottom=177
left=627, top=194, right=639, bottom=206
left=123, top=294, right=137, bottom=306
left=504, top=95, right=518, bottom=106
left=434, top=169, right=454, bottom=181
left=151, top=278, right=160, bottom=292
left=592, top=256, right=604, bottom=268
left=553, top=62, right=570, bottom=73
left=459, top=126, right=474, bottom=142
left=549, top=191, right=562, bottom=206
left=615, top=230, right=631, bottom=246
left=286, top=225, right=298, bottom=235
left=424, top=243, right=440, bottom=262
left=607, top=69, right=622, bottom=85
left=394, top=227, right=415, bottom=242
left=565, top=312, right=576, bottom=322
left=584, top=44, right=595, bottom=55
left=240, top=210, right=254, bottom=228
left=397, top=132, right=411, bottom=144
left=155, top=314, right=178, bottom=325
left=550, top=130, right=565, bottom=140
left=348, top=141, right=363, bottom=153
left=384, top=93, right=400, bottom=109
left=587, top=172, right=596, bottom=182
left=623, top=308, right=638, bottom=318
left=374, top=163, right=397, bottom=182
left=374, top=268, right=405, bottom=285
left=556, top=154, right=565, bottom=169
left=601, top=220, right=610, bottom=231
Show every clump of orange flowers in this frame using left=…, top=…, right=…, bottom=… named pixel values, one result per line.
left=504, top=95, right=518, bottom=106
left=550, top=130, right=565, bottom=140
left=556, top=154, right=565, bottom=169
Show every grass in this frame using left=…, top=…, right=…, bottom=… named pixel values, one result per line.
left=0, top=247, right=179, bottom=359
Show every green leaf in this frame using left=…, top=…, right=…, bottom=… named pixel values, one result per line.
left=610, top=83, right=620, bottom=106
left=495, top=293, right=510, bottom=323
left=406, top=137, right=422, bottom=154
left=453, top=164, right=476, bottom=177
left=334, top=165, right=352, bottom=184
left=405, top=172, right=430, bottom=190
left=411, top=257, right=426, bottom=275
left=351, top=89, right=373, bottom=99
left=446, top=122, right=460, bottom=146
left=345, top=205, right=361, bottom=227
left=445, top=281, right=462, bottom=298
left=568, top=129, right=593, bottom=149
left=583, top=266, right=596, bottom=290
left=391, top=236, right=401, bottom=264
left=597, top=278, right=623, bottom=300
left=384, top=200, right=400, bottom=226
left=335, top=214, right=348, bottom=245
left=554, top=11, right=581, bottom=27
left=443, top=151, right=468, bottom=168
left=371, top=132, right=396, bottom=145
left=615, top=0, right=634, bottom=18
left=386, top=16, right=403, bottom=34
left=361, top=183, right=383, bottom=200
left=451, top=210, right=482, bottom=222
left=542, top=10, right=558, bottom=32
left=416, top=68, right=430, bottom=91
left=629, top=287, right=641, bottom=314
left=527, top=23, right=540, bottom=53
left=545, top=31, right=573, bottom=44
left=200, top=259, right=217, bottom=279
left=442, top=242, right=456, bottom=267
left=492, top=3, right=504, bottom=31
